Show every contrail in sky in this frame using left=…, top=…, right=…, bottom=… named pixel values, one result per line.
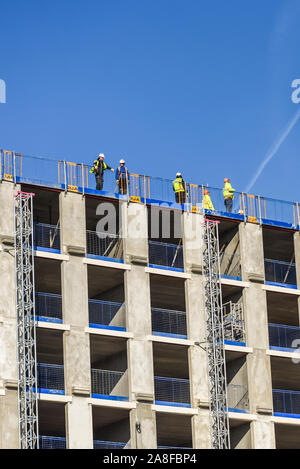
left=245, top=108, right=300, bottom=193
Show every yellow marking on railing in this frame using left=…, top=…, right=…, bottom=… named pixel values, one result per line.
left=68, top=185, right=78, bottom=193
left=192, top=206, right=201, bottom=214
left=248, top=216, right=257, bottom=224
left=130, top=196, right=142, bottom=204
left=4, top=173, right=12, bottom=180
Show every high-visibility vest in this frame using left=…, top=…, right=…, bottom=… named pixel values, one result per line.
left=90, top=160, right=108, bottom=174
left=173, top=178, right=185, bottom=193
left=203, top=194, right=214, bottom=210
left=223, top=182, right=235, bottom=200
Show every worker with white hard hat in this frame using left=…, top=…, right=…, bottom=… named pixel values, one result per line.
left=115, top=159, right=130, bottom=195
left=172, top=172, right=187, bottom=204
left=90, top=153, right=114, bottom=191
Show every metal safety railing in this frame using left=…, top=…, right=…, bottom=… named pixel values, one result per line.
left=39, top=436, right=66, bottom=449
left=273, top=389, right=300, bottom=416
left=223, top=301, right=245, bottom=344
left=154, top=376, right=190, bottom=407
left=264, top=259, right=297, bottom=287
left=1, top=148, right=300, bottom=228
left=148, top=240, right=184, bottom=270
left=94, top=440, right=130, bottom=449
left=35, top=292, right=62, bottom=323
left=1, top=149, right=300, bottom=228
left=89, top=299, right=125, bottom=330
left=227, top=384, right=249, bottom=412
left=37, top=363, right=65, bottom=394
left=91, top=369, right=128, bottom=400
left=220, top=251, right=242, bottom=280
left=151, top=308, right=187, bottom=338
left=86, top=230, right=123, bottom=260
left=268, top=323, right=300, bottom=350
left=34, top=222, right=60, bottom=251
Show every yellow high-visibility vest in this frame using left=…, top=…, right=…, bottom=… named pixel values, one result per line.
left=173, top=178, right=185, bottom=193
left=223, top=182, right=235, bottom=200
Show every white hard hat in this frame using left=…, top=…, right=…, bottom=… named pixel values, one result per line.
left=120, top=159, right=125, bottom=164
left=176, top=172, right=182, bottom=177
left=98, top=153, right=105, bottom=159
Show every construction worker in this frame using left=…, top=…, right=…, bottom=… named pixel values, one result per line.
left=90, top=153, right=114, bottom=191
left=172, top=172, right=187, bottom=204
left=115, top=159, right=130, bottom=194
left=203, top=189, right=215, bottom=211
left=223, top=178, right=235, bottom=213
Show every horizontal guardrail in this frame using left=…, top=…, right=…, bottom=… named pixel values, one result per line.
left=91, top=369, right=128, bottom=400
left=148, top=240, right=184, bottom=271
left=154, top=376, right=190, bottom=407
left=94, top=440, right=129, bottom=449
left=86, top=230, right=123, bottom=261
left=35, top=292, right=62, bottom=323
left=37, top=363, right=64, bottom=394
left=265, top=259, right=297, bottom=287
left=151, top=307, right=187, bottom=338
left=227, top=384, right=249, bottom=412
left=273, top=389, right=300, bottom=417
left=269, top=323, right=300, bottom=350
left=39, top=436, right=66, bottom=449
left=1, top=149, right=299, bottom=229
left=34, top=222, right=60, bottom=252
left=89, top=299, right=125, bottom=330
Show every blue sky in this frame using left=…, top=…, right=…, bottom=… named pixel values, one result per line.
left=0, top=0, right=299, bottom=202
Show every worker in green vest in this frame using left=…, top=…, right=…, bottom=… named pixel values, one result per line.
left=172, top=172, right=187, bottom=204
left=203, top=189, right=215, bottom=211
left=90, top=153, right=114, bottom=191
left=223, top=178, right=235, bottom=213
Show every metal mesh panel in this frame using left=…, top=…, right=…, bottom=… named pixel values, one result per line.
left=34, top=223, right=60, bottom=250
left=227, top=384, right=249, bottom=411
left=220, top=252, right=241, bottom=279
left=148, top=240, right=183, bottom=269
left=265, top=259, right=297, bottom=286
left=91, top=369, right=125, bottom=396
left=94, top=440, right=129, bottom=449
left=151, top=308, right=187, bottom=337
left=39, top=436, right=66, bottom=449
left=89, top=299, right=123, bottom=326
left=273, top=389, right=300, bottom=415
left=37, top=363, right=64, bottom=392
left=269, top=324, right=300, bottom=349
left=86, top=230, right=123, bottom=259
left=35, top=292, right=62, bottom=322
left=154, top=376, right=190, bottom=405
left=223, top=302, right=245, bottom=343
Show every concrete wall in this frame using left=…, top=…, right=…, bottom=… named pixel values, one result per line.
left=0, top=182, right=20, bottom=448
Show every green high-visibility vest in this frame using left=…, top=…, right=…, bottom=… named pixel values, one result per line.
left=223, top=182, right=235, bottom=200
left=173, top=178, right=185, bottom=193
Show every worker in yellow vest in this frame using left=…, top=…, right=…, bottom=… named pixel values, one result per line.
left=172, top=172, right=187, bottom=204
left=203, top=189, right=214, bottom=211
left=90, top=153, right=114, bottom=191
left=223, top=178, right=235, bottom=213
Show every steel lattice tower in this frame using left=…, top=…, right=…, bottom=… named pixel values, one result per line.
left=202, top=219, right=230, bottom=449
left=14, top=191, right=39, bottom=449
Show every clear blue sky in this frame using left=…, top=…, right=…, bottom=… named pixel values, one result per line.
left=1, top=0, right=299, bottom=202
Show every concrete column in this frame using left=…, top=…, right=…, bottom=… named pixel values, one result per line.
left=0, top=182, right=20, bottom=448
left=59, top=191, right=93, bottom=448
left=239, top=222, right=276, bottom=449
left=122, top=201, right=157, bottom=449
left=183, top=211, right=211, bottom=448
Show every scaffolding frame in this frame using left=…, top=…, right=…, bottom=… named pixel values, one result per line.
left=14, top=191, right=39, bottom=449
left=202, top=219, right=230, bottom=449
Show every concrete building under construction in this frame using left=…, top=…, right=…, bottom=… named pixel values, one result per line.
left=0, top=149, right=300, bottom=449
